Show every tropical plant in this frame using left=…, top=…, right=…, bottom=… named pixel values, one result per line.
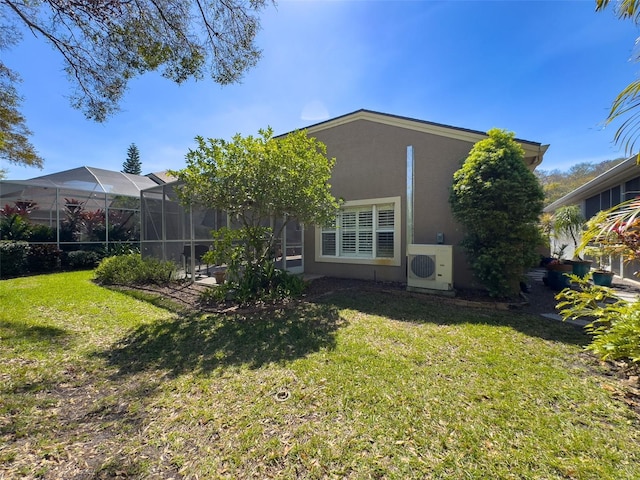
left=0, top=212, right=30, bottom=241
left=596, top=0, right=640, bottom=152
left=552, top=205, right=586, bottom=259
left=538, top=212, right=554, bottom=248
left=81, top=209, right=106, bottom=241
left=60, top=198, right=85, bottom=242
left=557, top=275, right=640, bottom=364
left=450, top=129, right=545, bottom=297
left=578, top=198, right=640, bottom=262
left=557, top=199, right=640, bottom=364
left=0, top=200, right=38, bottom=241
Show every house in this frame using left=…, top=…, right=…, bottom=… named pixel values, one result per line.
left=297, top=109, right=548, bottom=290
left=138, top=110, right=548, bottom=291
left=543, top=154, right=640, bottom=280
left=0, top=111, right=548, bottom=291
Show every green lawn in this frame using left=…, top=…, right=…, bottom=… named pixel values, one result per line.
left=1, top=271, right=639, bottom=479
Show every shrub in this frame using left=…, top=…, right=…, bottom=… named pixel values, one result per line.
left=29, top=224, right=56, bottom=242
left=95, top=254, right=177, bottom=286
left=202, top=261, right=305, bottom=305
left=0, top=214, right=31, bottom=241
left=107, top=243, right=140, bottom=257
left=0, top=241, right=29, bottom=278
left=66, top=250, right=103, bottom=270
left=27, top=244, right=62, bottom=272
left=557, top=275, right=640, bottom=364
left=450, top=129, right=545, bottom=297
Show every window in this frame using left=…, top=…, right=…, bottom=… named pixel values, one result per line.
left=317, top=197, right=401, bottom=265
left=625, top=176, right=640, bottom=201
left=585, top=185, right=626, bottom=219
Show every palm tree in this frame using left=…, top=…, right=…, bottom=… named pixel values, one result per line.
left=597, top=0, right=640, bottom=152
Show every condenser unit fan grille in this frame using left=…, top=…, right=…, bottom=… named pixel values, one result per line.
left=410, top=254, right=435, bottom=279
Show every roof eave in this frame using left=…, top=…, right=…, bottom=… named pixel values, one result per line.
left=543, top=154, right=640, bottom=212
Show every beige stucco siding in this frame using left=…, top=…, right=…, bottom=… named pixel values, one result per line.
left=305, top=118, right=479, bottom=288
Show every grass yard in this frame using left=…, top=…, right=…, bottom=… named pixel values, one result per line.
left=1, top=271, right=639, bottom=479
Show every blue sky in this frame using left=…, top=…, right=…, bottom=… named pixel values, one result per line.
left=3, top=0, right=640, bottom=179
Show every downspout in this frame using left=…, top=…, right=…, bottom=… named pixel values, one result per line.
left=406, top=145, right=414, bottom=247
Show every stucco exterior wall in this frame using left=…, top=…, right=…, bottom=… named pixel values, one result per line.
left=303, top=118, right=480, bottom=288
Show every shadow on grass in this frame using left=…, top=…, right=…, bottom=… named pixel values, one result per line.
left=0, top=320, right=69, bottom=343
left=313, top=289, right=589, bottom=347
left=99, top=303, right=342, bottom=378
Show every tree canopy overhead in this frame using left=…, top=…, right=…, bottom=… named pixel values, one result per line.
left=2, top=0, right=271, bottom=122
left=0, top=0, right=272, bottom=168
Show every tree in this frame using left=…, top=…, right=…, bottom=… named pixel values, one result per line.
left=597, top=0, right=640, bottom=152
left=171, top=128, right=341, bottom=300
left=122, top=143, right=142, bottom=175
left=0, top=0, right=272, bottom=168
left=0, top=63, right=43, bottom=169
left=536, top=158, right=625, bottom=205
left=450, top=129, right=545, bottom=297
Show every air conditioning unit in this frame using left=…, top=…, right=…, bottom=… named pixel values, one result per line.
left=407, top=244, right=453, bottom=293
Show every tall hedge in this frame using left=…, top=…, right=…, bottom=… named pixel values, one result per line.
left=450, top=129, right=544, bottom=297
left=0, top=241, right=29, bottom=278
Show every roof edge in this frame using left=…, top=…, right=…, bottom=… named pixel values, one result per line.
left=298, top=109, right=544, bottom=147
left=543, top=154, right=639, bottom=212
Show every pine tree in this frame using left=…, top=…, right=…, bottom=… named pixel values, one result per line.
left=122, top=144, right=142, bottom=175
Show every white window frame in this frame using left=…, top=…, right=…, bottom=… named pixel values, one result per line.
left=315, top=196, right=401, bottom=266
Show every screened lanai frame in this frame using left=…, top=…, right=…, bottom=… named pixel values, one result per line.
left=140, top=181, right=304, bottom=279
left=0, top=167, right=158, bottom=250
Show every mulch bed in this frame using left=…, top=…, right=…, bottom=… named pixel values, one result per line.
left=124, top=274, right=561, bottom=315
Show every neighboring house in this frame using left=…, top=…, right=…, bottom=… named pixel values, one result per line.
left=543, top=154, right=640, bottom=279
left=296, top=109, right=548, bottom=291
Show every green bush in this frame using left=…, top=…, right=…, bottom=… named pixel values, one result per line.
left=29, top=224, right=56, bottom=242
left=107, top=243, right=140, bottom=257
left=66, top=250, right=103, bottom=270
left=450, top=129, right=545, bottom=297
left=0, top=214, right=31, bottom=241
left=0, top=241, right=29, bottom=278
left=94, top=254, right=177, bottom=286
left=201, top=261, right=306, bottom=305
left=27, top=244, right=62, bottom=272
left=557, top=275, right=640, bottom=364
